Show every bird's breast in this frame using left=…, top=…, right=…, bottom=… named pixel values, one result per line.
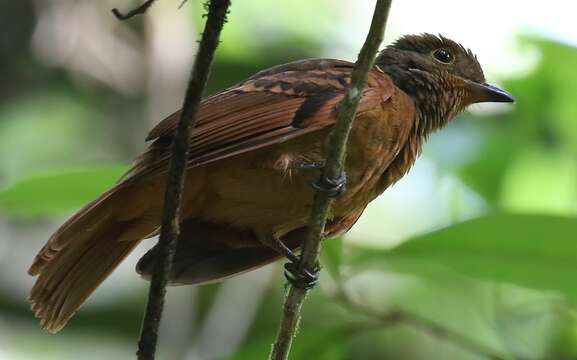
left=333, top=104, right=410, bottom=214
left=191, top=91, right=416, bottom=237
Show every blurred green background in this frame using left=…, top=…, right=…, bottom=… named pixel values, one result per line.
left=2, top=0, right=577, bottom=359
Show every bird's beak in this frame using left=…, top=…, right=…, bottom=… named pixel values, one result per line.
left=465, top=80, right=515, bottom=104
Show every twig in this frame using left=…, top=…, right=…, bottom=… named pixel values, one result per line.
left=335, top=291, right=508, bottom=360
left=112, top=0, right=158, bottom=20
left=395, top=311, right=508, bottom=360
left=178, top=0, right=189, bottom=9
left=135, top=1, right=230, bottom=359
left=269, top=1, right=393, bottom=359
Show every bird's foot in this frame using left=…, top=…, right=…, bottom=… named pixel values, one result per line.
left=311, top=171, right=347, bottom=197
left=290, top=160, right=346, bottom=197
left=253, top=230, right=321, bottom=289
left=284, top=260, right=319, bottom=290
left=291, top=160, right=326, bottom=170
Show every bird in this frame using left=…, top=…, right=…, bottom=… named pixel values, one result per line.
left=27, top=33, right=514, bottom=333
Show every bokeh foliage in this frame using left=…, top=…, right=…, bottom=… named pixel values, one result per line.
left=2, top=2, right=577, bottom=358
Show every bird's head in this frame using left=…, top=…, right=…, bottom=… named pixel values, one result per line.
left=377, top=33, right=514, bottom=133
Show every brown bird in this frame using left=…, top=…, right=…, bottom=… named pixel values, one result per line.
left=28, top=34, right=514, bottom=332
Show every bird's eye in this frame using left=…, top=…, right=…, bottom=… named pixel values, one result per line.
left=433, top=49, right=453, bottom=64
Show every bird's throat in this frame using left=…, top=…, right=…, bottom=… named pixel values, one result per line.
left=383, top=66, right=463, bottom=137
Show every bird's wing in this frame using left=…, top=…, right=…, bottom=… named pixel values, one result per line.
left=122, top=59, right=395, bottom=182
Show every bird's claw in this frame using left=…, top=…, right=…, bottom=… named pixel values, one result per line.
left=311, top=172, right=347, bottom=197
left=283, top=261, right=319, bottom=290
left=291, top=160, right=346, bottom=197
left=292, top=160, right=326, bottom=170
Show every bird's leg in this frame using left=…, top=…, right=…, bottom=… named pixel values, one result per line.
left=291, top=160, right=326, bottom=170
left=254, top=230, right=319, bottom=289
left=291, top=160, right=347, bottom=197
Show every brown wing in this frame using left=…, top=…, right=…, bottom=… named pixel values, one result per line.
left=122, top=58, right=395, bottom=182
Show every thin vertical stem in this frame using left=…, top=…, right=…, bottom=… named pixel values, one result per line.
left=136, top=1, right=231, bottom=359
left=269, top=1, right=393, bottom=359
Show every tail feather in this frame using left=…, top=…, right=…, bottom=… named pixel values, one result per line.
left=31, top=238, right=138, bottom=332
left=28, top=186, right=119, bottom=275
left=28, top=183, right=157, bottom=333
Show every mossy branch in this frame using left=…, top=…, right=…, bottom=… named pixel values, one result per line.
left=269, top=1, right=393, bottom=359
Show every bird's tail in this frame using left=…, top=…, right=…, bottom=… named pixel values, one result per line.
left=28, top=182, right=158, bottom=333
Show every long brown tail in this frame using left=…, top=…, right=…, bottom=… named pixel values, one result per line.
left=28, top=182, right=158, bottom=333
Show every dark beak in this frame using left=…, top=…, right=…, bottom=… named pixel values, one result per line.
left=466, top=80, right=515, bottom=104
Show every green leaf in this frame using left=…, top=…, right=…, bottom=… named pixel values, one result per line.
left=457, top=128, right=519, bottom=205
left=456, top=37, right=577, bottom=207
left=0, top=165, right=126, bottom=218
left=356, top=214, right=577, bottom=303
left=499, top=147, right=577, bottom=214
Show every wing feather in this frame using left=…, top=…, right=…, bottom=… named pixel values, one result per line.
left=122, top=59, right=395, bottom=182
